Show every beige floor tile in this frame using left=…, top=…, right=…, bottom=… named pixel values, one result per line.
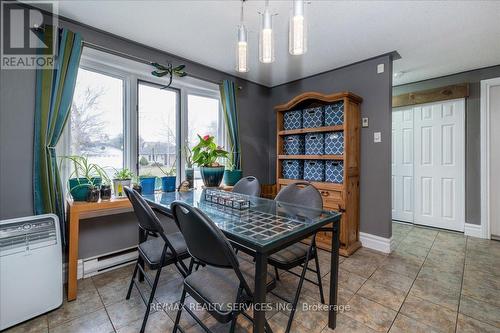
left=185, top=314, right=252, bottom=333
left=2, top=314, right=48, bottom=333
left=117, top=309, right=175, bottom=333
left=400, top=295, right=456, bottom=333
left=344, top=294, right=397, bottom=332
left=462, top=274, right=500, bottom=308
left=321, top=313, right=377, bottom=333
left=48, top=278, right=104, bottom=328
left=153, top=276, right=184, bottom=305
left=417, top=264, right=463, bottom=289
left=379, top=254, right=423, bottom=279
left=389, top=313, right=441, bottom=333
left=392, top=243, right=430, bottom=258
left=456, top=313, right=500, bottom=333
left=106, top=293, right=155, bottom=329
left=340, top=256, right=379, bottom=279
left=357, top=279, right=407, bottom=311
left=370, top=268, right=415, bottom=293
left=459, top=295, right=500, bottom=328
left=336, top=268, right=368, bottom=293
left=49, top=309, right=114, bottom=333
left=92, top=264, right=135, bottom=289
left=466, top=238, right=500, bottom=256
left=267, top=311, right=310, bottom=333
left=164, top=296, right=212, bottom=330
left=409, top=277, right=460, bottom=311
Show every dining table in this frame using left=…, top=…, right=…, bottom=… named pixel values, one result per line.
left=143, top=189, right=342, bottom=333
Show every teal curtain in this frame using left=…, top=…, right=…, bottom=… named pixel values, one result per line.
left=34, top=27, right=83, bottom=245
left=219, top=80, right=241, bottom=170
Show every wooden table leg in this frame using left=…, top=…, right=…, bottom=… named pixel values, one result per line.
left=67, top=206, right=79, bottom=301
left=253, top=252, right=268, bottom=333
left=328, top=223, right=340, bottom=329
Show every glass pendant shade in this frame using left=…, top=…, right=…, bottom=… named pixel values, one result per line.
left=289, top=0, right=307, bottom=55
left=236, top=25, right=249, bottom=72
left=259, top=6, right=275, bottom=64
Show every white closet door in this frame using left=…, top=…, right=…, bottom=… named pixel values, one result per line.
left=414, top=99, right=465, bottom=231
left=392, top=108, right=414, bottom=222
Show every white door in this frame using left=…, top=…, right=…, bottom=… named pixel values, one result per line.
left=414, top=99, right=465, bottom=231
left=392, top=108, right=414, bottom=222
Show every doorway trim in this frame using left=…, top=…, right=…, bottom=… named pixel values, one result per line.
left=480, top=77, right=500, bottom=239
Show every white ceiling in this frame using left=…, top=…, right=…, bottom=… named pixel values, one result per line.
left=44, top=0, right=500, bottom=87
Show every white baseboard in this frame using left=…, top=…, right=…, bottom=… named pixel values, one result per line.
left=360, top=232, right=393, bottom=254
left=464, top=223, right=484, bottom=238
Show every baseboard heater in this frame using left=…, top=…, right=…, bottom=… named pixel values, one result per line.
left=80, top=246, right=138, bottom=279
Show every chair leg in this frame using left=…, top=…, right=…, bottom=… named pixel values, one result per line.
left=313, top=249, right=325, bottom=304
left=229, top=316, right=238, bottom=333
left=126, top=261, right=139, bottom=300
left=140, top=266, right=162, bottom=333
left=173, top=288, right=187, bottom=333
left=285, top=248, right=313, bottom=333
left=274, top=266, right=280, bottom=281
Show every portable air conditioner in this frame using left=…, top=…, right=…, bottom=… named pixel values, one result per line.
left=0, top=214, right=63, bottom=330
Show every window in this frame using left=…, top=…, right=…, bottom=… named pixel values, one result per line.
left=138, top=82, right=179, bottom=182
left=69, top=68, right=124, bottom=180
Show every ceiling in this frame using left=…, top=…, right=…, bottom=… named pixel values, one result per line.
left=39, top=0, right=500, bottom=87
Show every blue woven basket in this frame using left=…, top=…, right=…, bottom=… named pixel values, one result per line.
left=325, top=160, right=343, bottom=183
left=324, top=102, right=344, bottom=126
left=305, top=133, right=324, bottom=155
left=283, top=135, right=304, bottom=155
left=303, top=160, right=325, bottom=182
left=283, top=110, right=303, bottom=130
left=324, top=132, right=344, bottom=155
left=302, top=107, right=324, bottom=128
left=282, top=160, right=303, bottom=179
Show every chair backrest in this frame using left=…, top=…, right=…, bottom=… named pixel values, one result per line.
left=275, top=182, right=323, bottom=210
left=232, top=176, right=261, bottom=197
left=171, top=201, right=239, bottom=269
left=124, top=186, right=165, bottom=235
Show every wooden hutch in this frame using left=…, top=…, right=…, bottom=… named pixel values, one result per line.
left=275, top=92, right=362, bottom=256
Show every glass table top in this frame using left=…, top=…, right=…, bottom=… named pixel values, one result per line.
left=143, top=189, right=341, bottom=251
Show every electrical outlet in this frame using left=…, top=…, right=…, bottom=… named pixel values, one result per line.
left=374, top=132, right=381, bottom=143
left=377, top=64, right=384, bottom=74
left=362, top=118, right=369, bottom=128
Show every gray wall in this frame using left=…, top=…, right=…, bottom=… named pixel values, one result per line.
left=0, top=11, right=273, bottom=258
left=269, top=55, right=394, bottom=238
left=393, top=65, right=500, bottom=226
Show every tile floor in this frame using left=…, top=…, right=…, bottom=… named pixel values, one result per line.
left=5, top=222, right=500, bottom=333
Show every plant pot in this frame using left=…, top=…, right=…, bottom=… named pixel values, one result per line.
left=87, top=188, right=100, bottom=202
left=223, top=169, right=243, bottom=186
left=68, top=177, right=102, bottom=201
left=113, top=179, right=131, bottom=198
left=161, top=176, right=176, bottom=192
left=185, top=168, right=194, bottom=188
left=100, top=185, right=112, bottom=200
left=200, top=166, right=225, bottom=188
left=133, top=184, right=142, bottom=194
left=140, top=177, right=157, bottom=195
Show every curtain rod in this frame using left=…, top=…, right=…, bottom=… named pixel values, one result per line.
left=82, top=41, right=237, bottom=88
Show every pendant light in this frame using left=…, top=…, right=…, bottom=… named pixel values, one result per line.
left=259, top=0, right=275, bottom=64
left=236, top=0, right=249, bottom=73
left=289, top=0, right=307, bottom=55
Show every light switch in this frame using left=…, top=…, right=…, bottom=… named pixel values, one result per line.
left=374, top=132, right=381, bottom=143
left=362, top=117, right=369, bottom=128
left=377, top=64, right=384, bottom=73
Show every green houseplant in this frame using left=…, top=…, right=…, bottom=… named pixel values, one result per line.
left=192, top=135, right=228, bottom=187
left=154, top=159, right=176, bottom=192
left=113, top=168, right=134, bottom=198
left=61, top=155, right=109, bottom=202
left=183, top=144, right=194, bottom=188
left=223, top=150, right=243, bottom=186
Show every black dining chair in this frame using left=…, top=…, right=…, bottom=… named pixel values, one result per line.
left=171, top=201, right=276, bottom=333
left=232, top=176, right=261, bottom=197
left=124, top=187, right=190, bottom=333
left=270, top=182, right=325, bottom=333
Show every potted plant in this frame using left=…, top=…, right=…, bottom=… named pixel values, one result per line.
left=61, top=155, right=109, bottom=202
left=132, top=175, right=142, bottom=194
left=154, top=160, right=176, bottom=192
left=192, top=134, right=228, bottom=187
left=139, top=172, right=157, bottom=195
left=113, top=168, right=134, bottom=198
left=184, top=144, right=194, bottom=188
left=223, top=150, right=243, bottom=186
left=100, top=180, right=112, bottom=200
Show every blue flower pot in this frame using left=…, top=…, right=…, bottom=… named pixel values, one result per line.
left=161, top=176, right=176, bottom=192
left=68, top=177, right=102, bottom=201
left=223, top=170, right=243, bottom=186
left=140, top=177, right=157, bottom=195
left=200, top=166, right=225, bottom=187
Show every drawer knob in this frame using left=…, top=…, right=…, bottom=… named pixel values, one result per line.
left=321, top=191, right=329, bottom=197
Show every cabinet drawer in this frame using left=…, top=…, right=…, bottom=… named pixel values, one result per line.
left=319, top=189, right=343, bottom=210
